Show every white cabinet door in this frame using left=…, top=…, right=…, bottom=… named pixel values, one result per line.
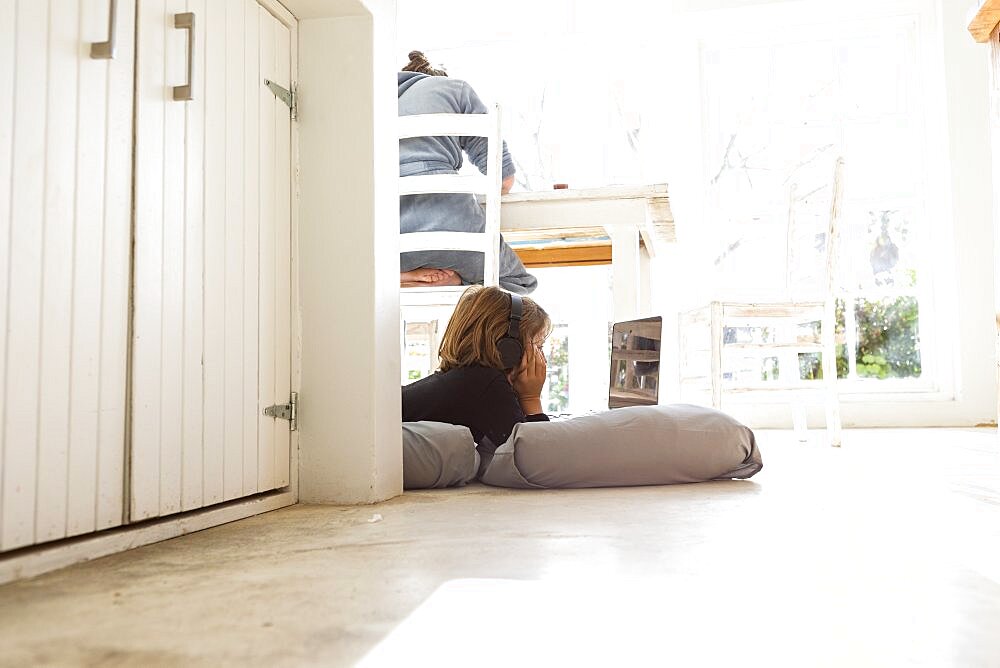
left=132, top=0, right=292, bottom=520
left=0, top=0, right=134, bottom=550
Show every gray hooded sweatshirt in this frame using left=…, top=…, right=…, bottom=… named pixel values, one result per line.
left=398, top=71, right=537, bottom=294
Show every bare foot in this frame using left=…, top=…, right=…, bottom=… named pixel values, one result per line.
left=401, top=267, right=451, bottom=283
left=400, top=267, right=462, bottom=288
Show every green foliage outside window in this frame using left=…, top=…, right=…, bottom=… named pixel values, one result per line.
left=799, top=296, right=922, bottom=380
left=544, top=327, right=570, bottom=413
left=837, top=296, right=921, bottom=379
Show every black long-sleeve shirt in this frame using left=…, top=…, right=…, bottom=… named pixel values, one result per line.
left=401, top=365, right=548, bottom=450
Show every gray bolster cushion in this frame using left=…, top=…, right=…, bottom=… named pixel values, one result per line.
left=402, top=421, right=480, bottom=489
left=479, top=404, right=763, bottom=489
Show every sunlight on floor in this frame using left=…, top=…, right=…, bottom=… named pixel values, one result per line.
left=358, top=573, right=957, bottom=667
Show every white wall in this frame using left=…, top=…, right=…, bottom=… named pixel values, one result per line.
left=292, top=0, right=402, bottom=503
left=934, top=0, right=996, bottom=426
left=991, top=17, right=1000, bottom=436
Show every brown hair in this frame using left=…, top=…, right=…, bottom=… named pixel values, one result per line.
left=402, top=50, right=448, bottom=77
left=438, top=286, right=552, bottom=372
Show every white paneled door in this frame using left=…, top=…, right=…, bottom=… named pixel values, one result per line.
left=0, top=0, right=135, bottom=551
left=132, top=0, right=292, bottom=521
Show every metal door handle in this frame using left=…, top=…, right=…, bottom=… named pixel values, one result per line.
left=173, top=12, right=195, bottom=101
left=89, top=0, right=118, bottom=59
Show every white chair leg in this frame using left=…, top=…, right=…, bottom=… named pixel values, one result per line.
left=820, top=298, right=841, bottom=447
left=792, top=400, right=809, bottom=442
left=825, top=391, right=842, bottom=447
left=710, top=302, right=723, bottom=410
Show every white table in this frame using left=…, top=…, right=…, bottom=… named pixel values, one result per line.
left=500, top=184, right=675, bottom=321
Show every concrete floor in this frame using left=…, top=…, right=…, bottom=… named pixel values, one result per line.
left=1, top=429, right=998, bottom=667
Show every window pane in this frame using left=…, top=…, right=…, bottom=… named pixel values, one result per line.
left=841, top=206, right=920, bottom=292
left=544, top=325, right=570, bottom=414
left=530, top=265, right=614, bottom=413
left=853, top=296, right=922, bottom=379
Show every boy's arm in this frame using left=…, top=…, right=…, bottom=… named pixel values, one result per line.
left=458, top=82, right=517, bottom=182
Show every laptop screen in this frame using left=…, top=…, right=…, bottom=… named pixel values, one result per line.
left=608, top=316, right=662, bottom=409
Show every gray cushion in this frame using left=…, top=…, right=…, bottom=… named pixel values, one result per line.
left=402, top=421, right=480, bottom=489
left=479, top=404, right=762, bottom=489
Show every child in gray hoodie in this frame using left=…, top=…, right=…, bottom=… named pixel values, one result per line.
left=398, top=51, right=538, bottom=294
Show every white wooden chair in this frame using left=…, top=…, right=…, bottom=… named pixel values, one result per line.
left=679, top=157, right=846, bottom=446
left=398, top=105, right=504, bottom=383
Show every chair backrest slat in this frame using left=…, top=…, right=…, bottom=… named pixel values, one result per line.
left=399, top=174, right=492, bottom=196
left=398, top=112, right=495, bottom=140
left=783, top=156, right=845, bottom=302
left=825, top=157, right=845, bottom=296
left=398, top=105, right=503, bottom=297
left=398, top=231, right=491, bottom=254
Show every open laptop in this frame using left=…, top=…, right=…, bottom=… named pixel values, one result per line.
left=549, top=316, right=662, bottom=418
left=607, top=316, right=663, bottom=409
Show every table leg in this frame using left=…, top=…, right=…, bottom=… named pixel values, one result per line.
left=606, top=225, right=641, bottom=322
left=639, top=244, right=652, bottom=316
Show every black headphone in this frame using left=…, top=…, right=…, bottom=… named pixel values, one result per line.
left=496, top=292, right=524, bottom=369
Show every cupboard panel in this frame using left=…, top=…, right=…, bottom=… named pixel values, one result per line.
left=132, top=0, right=292, bottom=521
left=271, top=16, right=292, bottom=488
left=180, top=0, right=208, bottom=513
left=243, top=0, right=261, bottom=498
left=35, top=0, right=80, bottom=544
left=202, top=0, right=227, bottom=508
left=255, top=10, right=294, bottom=491
left=131, top=0, right=169, bottom=521
left=0, top=0, right=133, bottom=550
left=94, top=0, right=134, bottom=532
left=257, top=9, right=277, bottom=490
left=1, top=0, right=47, bottom=551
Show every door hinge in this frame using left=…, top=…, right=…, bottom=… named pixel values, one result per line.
left=263, top=392, right=297, bottom=431
left=264, top=79, right=297, bottom=120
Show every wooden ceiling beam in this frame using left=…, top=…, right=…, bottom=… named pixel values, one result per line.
left=969, top=0, right=1000, bottom=43
left=513, top=244, right=613, bottom=269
